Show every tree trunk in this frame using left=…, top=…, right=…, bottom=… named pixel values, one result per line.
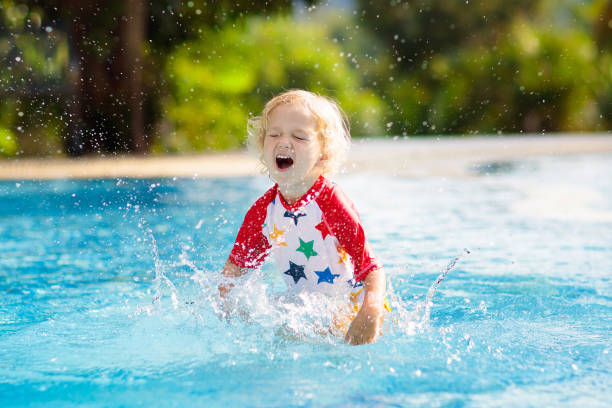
left=121, top=0, right=148, bottom=153
left=62, top=0, right=147, bottom=156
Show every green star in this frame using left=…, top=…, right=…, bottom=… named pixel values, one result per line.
left=296, top=238, right=318, bottom=260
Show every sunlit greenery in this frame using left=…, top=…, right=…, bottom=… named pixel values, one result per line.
left=161, top=15, right=385, bottom=151
left=0, top=0, right=610, bottom=156
left=0, top=0, right=69, bottom=156
left=385, top=18, right=611, bottom=135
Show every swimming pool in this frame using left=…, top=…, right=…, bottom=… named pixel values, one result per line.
left=1, top=153, right=611, bottom=407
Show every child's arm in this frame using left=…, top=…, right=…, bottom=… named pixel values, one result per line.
left=345, top=267, right=386, bottom=345
left=218, top=259, right=248, bottom=298
left=217, top=259, right=251, bottom=320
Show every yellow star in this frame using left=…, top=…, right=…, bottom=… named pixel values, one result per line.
left=337, top=245, right=349, bottom=264
left=350, top=288, right=363, bottom=303
left=269, top=224, right=285, bottom=240
left=269, top=224, right=287, bottom=247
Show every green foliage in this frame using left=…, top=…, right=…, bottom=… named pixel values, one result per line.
left=356, top=0, right=537, bottom=72
left=1, top=0, right=610, bottom=156
left=147, top=0, right=305, bottom=53
left=0, top=0, right=69, bottom=156
left=0, top=127, right=18, bottom=156
left=161, top=15, right=385, bottom=151
left=381, top=9, right=612, bottom=135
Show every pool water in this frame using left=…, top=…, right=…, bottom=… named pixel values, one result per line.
left=1, top=153, right=611, bottom=407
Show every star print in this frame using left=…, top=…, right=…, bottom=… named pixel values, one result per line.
left=269, top=224, right=285, bottom=240
left=274, top=239, right=287, bottom=247
left=315, top=221, right=332, bottom=240
left=284, top=261, right=307, bottom=284
left=315, top=267, right=340, bottom=284
left=269, top=224, right=288, bottom=247
left=296, top=238, right=318, bottom=260
left=347, top=279, right=364, bottom=289
left=284, top=210, right=306, bottom=225
left=337, top=245, right=349, bottom=264
left=350, top=288, right=364, bottom=303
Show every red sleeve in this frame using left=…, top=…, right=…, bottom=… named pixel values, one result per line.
left=317, top=182, right=381, bottom=282
left=228, top=187, right=275, bottom=269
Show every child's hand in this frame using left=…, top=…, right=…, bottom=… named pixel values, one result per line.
left=344, top=268, right=386, bottom=346
left=344, top=302, right=383, bottom=345
left=217, top=282, right=235, bottom=320
left=217, top=259, right=248, bottom=321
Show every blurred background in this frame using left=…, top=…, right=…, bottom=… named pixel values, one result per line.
left=0, top=0, right=610, bottom=158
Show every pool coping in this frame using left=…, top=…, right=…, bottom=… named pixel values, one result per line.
left=1, top=133, right=611, bottom=180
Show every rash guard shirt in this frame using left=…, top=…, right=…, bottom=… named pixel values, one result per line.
left=229, top=176, right=381, bottom=297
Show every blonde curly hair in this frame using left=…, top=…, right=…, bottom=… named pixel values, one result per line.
left=246, top=89, right=351, bottom=176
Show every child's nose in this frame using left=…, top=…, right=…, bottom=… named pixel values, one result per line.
left=278, top=133, right=291, bottom=146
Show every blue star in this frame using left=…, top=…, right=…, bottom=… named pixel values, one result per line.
left=284, top=210, right=306, bottom=225
left=347, top=279, right=363, bottom=288
left=284, top=261, right=307, bottom=284
left=315, top=267, right=340, bottom=285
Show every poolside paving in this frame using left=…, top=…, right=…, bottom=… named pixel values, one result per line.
left=1, top=134, right=611, bottom=180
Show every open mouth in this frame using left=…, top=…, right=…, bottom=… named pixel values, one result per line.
left=276, top=155, right=294, bottom=170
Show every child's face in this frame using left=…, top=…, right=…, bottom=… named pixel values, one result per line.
left=263, top=103, right=324, bottom=192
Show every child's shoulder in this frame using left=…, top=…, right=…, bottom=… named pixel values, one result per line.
left=258, top=184, right=278, bottom=204
left=244, top=184, right=278, bottom=217
left=317, top=178, right=360, bottom=220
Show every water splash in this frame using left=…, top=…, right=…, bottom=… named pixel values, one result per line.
left=133, top=220, right=180, bottom=316
left=148, top=228, right=180, bottom=310
left=422, top=248, right=471, bottom=320
left=138, top=236, right=470, bottom=344
left=389, top=248, right=471, bottom=335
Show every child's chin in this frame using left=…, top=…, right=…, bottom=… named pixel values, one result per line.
left=270, top=170, right=292, bottom=182
left=273, top=166, right=293, bottom=177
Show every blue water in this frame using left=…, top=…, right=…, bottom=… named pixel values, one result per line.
left=1, top=153, right=611, bottom=407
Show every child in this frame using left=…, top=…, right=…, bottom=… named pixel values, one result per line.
left=219, top=90, right=386, bottom=345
